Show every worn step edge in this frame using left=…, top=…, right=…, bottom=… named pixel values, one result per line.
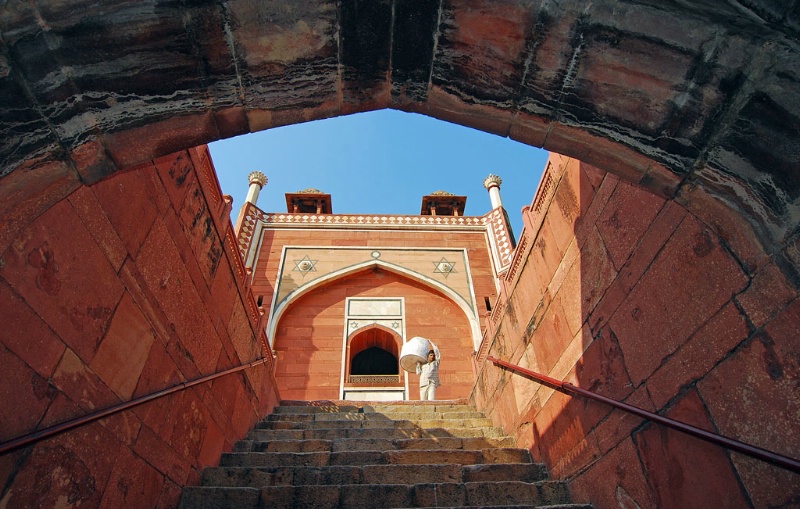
left=256, top=418, right=496, bottom=430
left=404, top=506, right=593, bottom=509
left=260, top=481, right=572, bottom=508
left=181, top=481, right=571, bottom=508
left=219, top=448, right=532, bottom=467
left=201, top=463, right=549, bottom=487
left=265, top=411, right=487, bottom=422
left=276, top=400, right=470, bottom=412
left=273, top=405, right=478, bottom=414
left=235, top=436, right=517, bottom=452
left=247, top=426, right=508, bottom=440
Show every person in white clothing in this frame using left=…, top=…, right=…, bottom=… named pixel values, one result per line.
left=416, top=342, right=441, bottom=400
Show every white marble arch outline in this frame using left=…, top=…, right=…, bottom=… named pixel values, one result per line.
left=266, top=259, right=483, bottom=350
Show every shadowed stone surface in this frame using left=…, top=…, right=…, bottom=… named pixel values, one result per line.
left=180, top=401, right=578, bottom=508
left=0, top=0, right=798, bottom=261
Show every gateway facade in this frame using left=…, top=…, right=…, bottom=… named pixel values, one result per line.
left=235, top=174, right=515, bottom=401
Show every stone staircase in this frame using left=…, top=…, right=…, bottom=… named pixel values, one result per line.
left=179, top=401, right=590, bottom=508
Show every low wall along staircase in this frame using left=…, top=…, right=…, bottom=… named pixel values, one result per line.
left=179, top=400, right=591, bottom=508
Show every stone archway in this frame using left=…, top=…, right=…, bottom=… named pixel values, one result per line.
left=347, top=325, right=401, bottom=378
left=344, top=324, right=405, bottom=400
left=1, top=3, right=799, bottom=508
left=1, top=1, right=798, bottom=264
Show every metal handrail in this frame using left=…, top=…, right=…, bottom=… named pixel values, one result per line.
left=487, top=356, right=800, bottom=474
left=0, top=357, right=270, bottom=455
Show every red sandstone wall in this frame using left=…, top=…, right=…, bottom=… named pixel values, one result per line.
left=250, top=226, right=498, bottom=401
left=472, top=154, right=799, bottom=509
left=274, top=268, right=475, bottom=400
left=251, top=228, right=498, bottom=319
left=0, top=147, right=279, bottom=507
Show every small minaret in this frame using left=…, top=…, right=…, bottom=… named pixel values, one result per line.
left=482, top=174, right=516, bottom=264
left=483, top=174, right=503, bottom=209
left=245, top=171, right=268, bottom=205
left=234, top=171, right=268, bottom=240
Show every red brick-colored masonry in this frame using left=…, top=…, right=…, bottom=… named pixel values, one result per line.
left=274, top=268, right=476, bottom=401
left=247, top=219, right=498, bottom=402
left=0, top=146, right=279, bottom=507
left=471, top=154, right=799, bottom=509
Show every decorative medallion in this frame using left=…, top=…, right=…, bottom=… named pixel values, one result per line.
left=371, top=251, right=381, bottom=259
left=293, top=255, right=318, bottom=277
left=433, top=257, right=457, bottom=278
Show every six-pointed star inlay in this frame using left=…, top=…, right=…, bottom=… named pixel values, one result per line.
left=433, top=257, right=457, bottom=278
left=293, top=255, right=318, bottom=276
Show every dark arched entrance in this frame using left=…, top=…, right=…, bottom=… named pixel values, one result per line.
left=344, top=325, right=404, bottom=400
left=350, top=347, right=399, bottom=376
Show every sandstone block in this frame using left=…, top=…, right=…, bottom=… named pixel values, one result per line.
left=568, top=437, right=656, bottom=509
left=98, top=445, right=164, bottom=509
left=0, top=278, right=66, bottom=378
left=91, top=293, right=156, bottom=400
left=92, top=163, right=160, bottom=259
left=611, top=216, right=749, bottom=385
left=178, top=487, right=259, bottom=509
left=67, top=184, right=126, bottom=271
left=635, top=389, right=749, bottom=509
left=1, top=198, right=124, bottom=364
left=0, top=345, right=55, bottom=442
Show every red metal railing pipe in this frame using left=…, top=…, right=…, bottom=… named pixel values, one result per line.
left=486, top=356, right=800, bottom=474
left=0, top=357, right=270, bottom=456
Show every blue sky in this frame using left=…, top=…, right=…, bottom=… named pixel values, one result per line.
left=210, top=110, right=549, bottom=240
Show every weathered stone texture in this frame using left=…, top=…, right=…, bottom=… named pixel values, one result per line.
left=0, top=197, right=124, bottom=364
left=697, top=299, right=800, bottom=509
left=635, top=390, right=751, bottom=509
left=0, top=0, right=797, bottom=255
left=610, top=214, right=749, bottom=385
left=0, top=146, right=277, bottom=508
left=569, top=437, right=656, bottom=509
left=473, top=153, right=799, bottom=509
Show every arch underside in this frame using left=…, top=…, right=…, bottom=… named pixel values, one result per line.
left=0, top=1, right=798, bottom=260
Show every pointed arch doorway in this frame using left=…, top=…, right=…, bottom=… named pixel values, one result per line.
left=341, top=298, right=408, bottom=401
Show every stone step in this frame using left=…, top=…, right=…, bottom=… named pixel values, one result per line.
left=234, top=435, right=517, bottom=453
left=202, top=463, right=549, bottom=487
left=180, top=402, right=591, bottom=509
left=265, top=410, right=487, bottom=422
left=256, top=417, right=496, bottom=430
left=219, top=448, right=532, bottom=468
left=408, top=507, right=592, bottom=509
left=180, top=481, right=572, bottom=508
left=273, top=402, right=474, bottom=415
left=246, top=425, right=509, bottom=441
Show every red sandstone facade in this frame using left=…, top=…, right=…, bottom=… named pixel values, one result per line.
left=235, top=182, right=514, bottom=401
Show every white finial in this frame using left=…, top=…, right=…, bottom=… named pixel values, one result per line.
left=483, top=174, right=503, bottom=209
left=245, top=171, right=268, bottom=205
